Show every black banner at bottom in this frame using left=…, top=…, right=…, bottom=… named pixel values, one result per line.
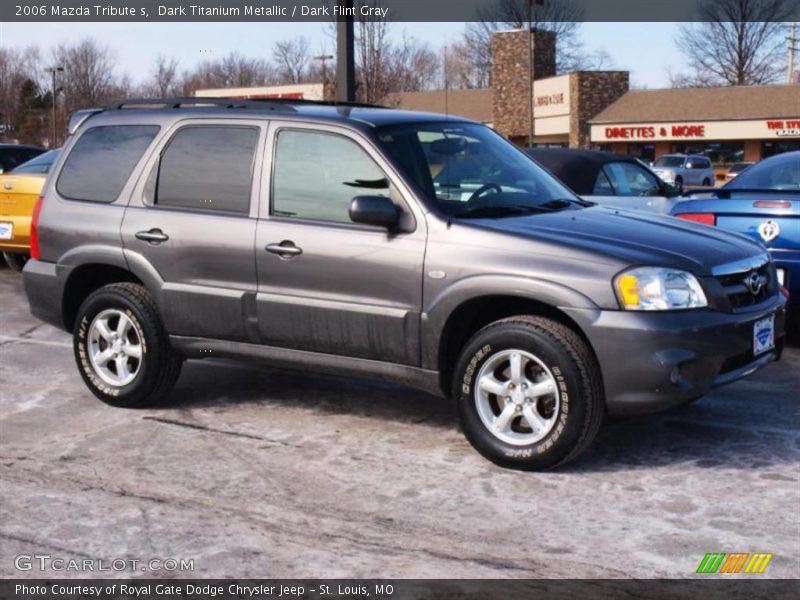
left=1, top=579, right=798, bottom=600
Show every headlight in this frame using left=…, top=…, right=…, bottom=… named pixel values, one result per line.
left=615, top=267, right=707, bottom=310
left=657, top=171, right=675, bottom=181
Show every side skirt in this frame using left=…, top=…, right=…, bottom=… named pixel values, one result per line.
left=169, top=335, right=445, bottom=398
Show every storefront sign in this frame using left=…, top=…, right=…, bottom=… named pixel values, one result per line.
left=592, top=119, right=800, bottom=142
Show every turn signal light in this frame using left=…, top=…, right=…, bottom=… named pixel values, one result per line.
left=676, top=213, right=716, bottom=226
left=30, top=196, right=43, bottom=260
left=617, top=273, right=640, bottom=307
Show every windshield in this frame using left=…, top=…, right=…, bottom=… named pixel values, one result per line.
left=11, top=149, right=59, bottom=174
left=375, top=122, right=583, bottom=218
left=654, top=156, right=685, bottom=168
left=726, top=152, right=800, bottom=191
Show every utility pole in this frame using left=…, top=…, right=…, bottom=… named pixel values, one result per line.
left=788, top=22, right=798, bottom=84
left=313, top=54, right=334, bottom=100
left=45, top=66, right=64, bottom=148
left=336, top=0, right=355, bottom=102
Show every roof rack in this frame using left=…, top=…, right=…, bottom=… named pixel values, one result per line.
left=107, top=97, right=387, bottom=111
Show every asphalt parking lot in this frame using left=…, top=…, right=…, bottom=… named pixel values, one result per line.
left=1, top=264, right=798, bottom=579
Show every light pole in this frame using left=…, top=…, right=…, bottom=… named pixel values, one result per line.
left=314, top=54, right=334, bottom=100
left=46, top=66, right=64, bottom=147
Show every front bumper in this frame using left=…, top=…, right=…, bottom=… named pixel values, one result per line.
left=565, top=294, right=787, bottom=415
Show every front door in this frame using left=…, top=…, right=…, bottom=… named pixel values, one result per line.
left=121, top=121, right=263, bottom=342
left=254, top=124, right=427, bottom=365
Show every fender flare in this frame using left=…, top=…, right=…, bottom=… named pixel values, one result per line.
left=421, top=274, right=599, bottom=370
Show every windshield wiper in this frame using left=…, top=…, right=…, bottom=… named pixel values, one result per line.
left=455, top=204, right=555, bottom=219
left=541, top=197, right=594, bottom=208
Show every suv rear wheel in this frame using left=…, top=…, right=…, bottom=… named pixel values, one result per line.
left=453, top=316, right=604, bottom=470
left=73, top=283, right=183, bottom=408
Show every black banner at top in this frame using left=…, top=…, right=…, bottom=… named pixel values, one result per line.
left=4, top=0, right=800, bottom=22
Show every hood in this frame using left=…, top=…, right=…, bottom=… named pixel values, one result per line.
left=471, top=205, right=765, bottom=276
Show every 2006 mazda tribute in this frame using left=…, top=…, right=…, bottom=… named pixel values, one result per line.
left=23, top=98, right=787, bottom=470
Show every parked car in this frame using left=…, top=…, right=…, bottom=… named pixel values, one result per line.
left=725, top=162, right=755, bottom=183
left=652, top=154, right=715, bottom=190
left=23, top=98, right=786, bottom=470
left=0, top=143, right=45, bottom=174
left=672, top=151, right=799, bottom=321
left=526, top=148, right=680, bottom=214
left=0, top=150, right=60, bottom=271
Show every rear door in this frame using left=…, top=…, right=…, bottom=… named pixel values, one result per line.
left=254, top=122, right=427, bottom=365
left=121, top=119, right=264, bottom=342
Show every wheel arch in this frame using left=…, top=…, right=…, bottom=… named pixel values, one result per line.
left=423, top=277, right=601, bottom=397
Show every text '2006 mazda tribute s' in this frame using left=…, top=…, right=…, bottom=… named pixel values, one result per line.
left=23, top=98, right=787, bottom=470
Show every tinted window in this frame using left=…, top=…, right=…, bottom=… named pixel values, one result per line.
left=156, top=126, right=258, bottom=214
left=601, top=162, right=662, bottom=196
left=0, top=147, right=43, bottom=171
left=726, top=152, right=800, bottom=191
left=592, top=170, right=614, bottom=195
left=11, top=150, right=59, bottom=174
left=272, top=130, right=388, bottom=223
left=57, top=126, right=159, bottom=202
left=654, top=156, right=684, bottom=168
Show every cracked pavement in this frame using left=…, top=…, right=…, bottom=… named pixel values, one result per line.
left=1, top=264, right=798, bottom=579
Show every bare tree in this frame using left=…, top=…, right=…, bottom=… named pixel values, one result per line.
left=151, top=54, right=179, bottom=97
left=273, top=37, right=311, bottom=84
left=463, top=0, right=587, bottom=85
left=442, top=41, right=489, bottom=89
left=52, top=39, right=119, bottom=110
left=0, top=46, right=41, bottom=139
left=179, top=52, right=276, bottom=95
left=674, top=0, right=794, bottom=86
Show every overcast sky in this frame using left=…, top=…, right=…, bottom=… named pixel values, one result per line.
left=0, top=21, right=682, bottom=89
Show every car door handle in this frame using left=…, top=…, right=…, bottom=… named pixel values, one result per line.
left=265, top=241, right=303, bottom=258
left=135, top=229, right=169, bottom=244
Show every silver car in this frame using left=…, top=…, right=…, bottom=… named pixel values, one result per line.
left=652, top=154, right=715, bottom=190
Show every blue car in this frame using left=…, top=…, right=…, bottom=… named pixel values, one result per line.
left=671, top=151, right=799, bottom=320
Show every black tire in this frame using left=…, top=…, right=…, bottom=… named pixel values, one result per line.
left=452, top=316, right=604, bottom=470
left=73, top=282, right=183, bottom=408
left=3, top=252, right=28, bottom=272
left=702, top=178, right=711, bottom=187
left=674, top=176, right=683, bottom=192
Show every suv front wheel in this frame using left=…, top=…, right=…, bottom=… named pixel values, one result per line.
left=74, top=283, right=183, bottom=408
left=453, top=316, right=604, bottom=470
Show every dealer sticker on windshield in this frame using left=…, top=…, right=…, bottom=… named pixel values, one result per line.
left=753, top=315, right=775, bottom=356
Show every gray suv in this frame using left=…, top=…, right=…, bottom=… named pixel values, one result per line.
left=23, top=98, right=786, bottom=470
left=652, top=153, right=715, bottom=190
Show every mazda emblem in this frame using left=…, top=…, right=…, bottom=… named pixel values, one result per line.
left=744, top=271, right=765, bottom=295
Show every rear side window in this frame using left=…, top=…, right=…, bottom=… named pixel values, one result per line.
left=156, top=126, right=258, bottom=214
left=57, top=126, right=159, bottom=202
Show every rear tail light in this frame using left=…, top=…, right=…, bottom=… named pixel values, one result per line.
left=30, top=196, right=43, bottom=260
left=675, top=213, right=716, bottom=226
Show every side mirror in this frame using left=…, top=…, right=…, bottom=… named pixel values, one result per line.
left=349, top=195, right=400, bottom=229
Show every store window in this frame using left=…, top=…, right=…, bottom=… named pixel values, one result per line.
left=671, top=141, right=744, bottom=167
left=762, top=140, right=800, bottom=158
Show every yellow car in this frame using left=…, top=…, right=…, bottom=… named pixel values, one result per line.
left=0, top=150, right=59, bottom=271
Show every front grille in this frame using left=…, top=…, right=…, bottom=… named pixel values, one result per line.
left=716, top=262, right=772, bottom=309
